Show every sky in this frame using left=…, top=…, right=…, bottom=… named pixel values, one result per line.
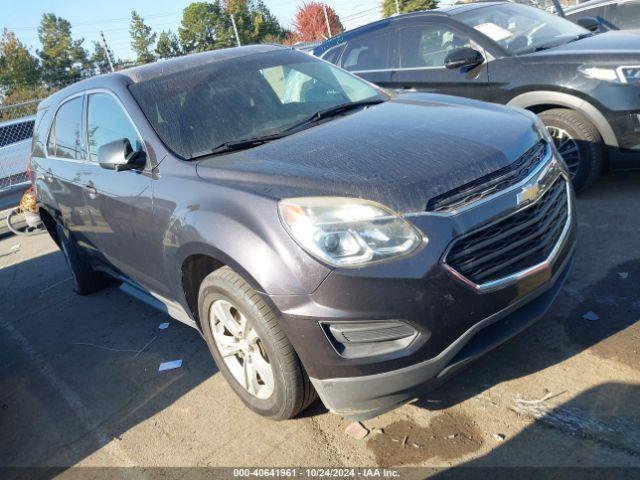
left=1, top=0, right=385, bottom=60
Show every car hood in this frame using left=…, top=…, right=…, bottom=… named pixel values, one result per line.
left=196, top=93, right=540, bottom=213
left=530, top=30, right=640, bottom=58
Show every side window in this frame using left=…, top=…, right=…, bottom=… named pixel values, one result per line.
left=397, top=24, right=472, bottom=68
left=341, top=29, right=391, bottom=71
left=87, top=93, right=143, bottom=161
left=47, top=97, right=85, bottom=160
left=608, top=2, right=640, bottom=29
left=321, top=44, right=345, bottom=65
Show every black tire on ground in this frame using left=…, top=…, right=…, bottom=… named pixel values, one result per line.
left=539, top=108, right=605, bottom=192
left=55, top=223, right=109, bottom=295
left=198, top=266, right=317, bottom=420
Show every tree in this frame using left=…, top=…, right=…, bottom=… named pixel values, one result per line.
left=224, top=0, right=283, bottom=44
left=156, top=31, right=182, bottom=59
left=91, top=40, right=120, bottom=74
left=289, top=2, right=344, bottom=43
left=381, top=0, right=437, bottom=17
left=179, top=1, right=233, bottom=53
left=130, top=11, right=156, bottom=64
left=37, top=13, right=91, bottom=86
left=0, top=29, right=41, bottom=96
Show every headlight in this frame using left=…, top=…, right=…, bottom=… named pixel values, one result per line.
left=579, top=64, right=640, bottom=84
left=279, top=197, right=423, bottom=267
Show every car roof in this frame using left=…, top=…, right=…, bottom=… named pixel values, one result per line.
left=564, top=0, right=628, bottom=12
left=313, top=1, right=510, bottom=51
left=39, top=44, right=285, bottom=110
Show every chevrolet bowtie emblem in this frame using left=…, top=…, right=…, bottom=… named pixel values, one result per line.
left=517, top=183, right=542, bottom=207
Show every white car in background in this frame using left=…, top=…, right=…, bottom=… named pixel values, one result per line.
left=0, top=116, right=35, bottom=199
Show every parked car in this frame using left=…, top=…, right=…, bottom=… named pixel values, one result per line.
left=563, top=0, right=640, bottom=31
left=0, top=115, right=35, bottom=198
left=32, top=45, right=575, bottom=420
left=313, top=1, right=640, bottom=191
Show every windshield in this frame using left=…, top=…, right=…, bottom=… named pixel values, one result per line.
left=456, top=3, right=588, bottom=55
left=129, top=50, right=386, bottom=160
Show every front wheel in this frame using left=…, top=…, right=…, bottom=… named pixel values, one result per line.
left=198, top=266, right=317, bottom=420
left=539, top=108, right=605, bottom=192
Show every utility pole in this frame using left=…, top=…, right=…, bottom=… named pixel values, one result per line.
left=100, top=31, right=115, bottom=72
left=322, top=3, right=333, bottom=38
left=394, top=0, right=401, bottom=14
left=230, top=14, right=241, bottom=47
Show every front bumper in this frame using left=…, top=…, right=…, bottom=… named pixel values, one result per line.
left=309, top=251, right=573, bottom=419
left=267, top=151, right=576, bottom=419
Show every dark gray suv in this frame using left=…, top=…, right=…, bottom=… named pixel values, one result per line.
left=31, top=45, right=576, bottom=420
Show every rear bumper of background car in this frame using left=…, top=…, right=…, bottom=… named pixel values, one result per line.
left=308, top=251, right=573, bottom=420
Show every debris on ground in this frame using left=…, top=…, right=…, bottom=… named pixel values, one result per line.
left=618, top=272, right=629, bottom=279
left=158, top=322, right=170, bottom=330
left=494, top=433, right=506, bottom=442
left=401, top=435, right=408, bottom=446
left=158, top=359, right=183, bottom=372
left=446, top=433, right=458, bottom=439
left=582, top=311, right=600, bottom=321
left=411, top=442, right=422, bottom=449
left=515, top=390, right=566, bottom=405
left=10, top=244, right=20, bottom=251
left=345, top=421, right=369, bottom=439
left=370, top=427, right=384, bottom=435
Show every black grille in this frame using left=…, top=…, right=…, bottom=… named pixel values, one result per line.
left=0, top=120, right=35, bottom=148
left=427, top=141, right=548, bottom=213
left=446, top=177, right=568, bottom=285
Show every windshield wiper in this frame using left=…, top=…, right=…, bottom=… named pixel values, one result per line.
left=201, top=132, right=289, bottom=156
left=282, top=99, right=386, bottom=133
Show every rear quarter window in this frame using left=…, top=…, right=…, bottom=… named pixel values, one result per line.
left=341, top=29, right=392, bottom=71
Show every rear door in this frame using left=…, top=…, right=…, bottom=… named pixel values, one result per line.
left=81, top=91, right=156, bottom=288
left=42, top=95, right=96, bottom=250
left=338, top=26, right=394, bottom=88
left=387, top=18, right=491, bottom=99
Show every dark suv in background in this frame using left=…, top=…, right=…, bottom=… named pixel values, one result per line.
left=31, top=46, right=575, bottom=420
left=314, top=1, right=640, bottom=191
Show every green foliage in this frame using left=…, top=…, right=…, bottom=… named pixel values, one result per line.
left=179, top=1, right=232, bottom=53
left=156, top=31, right=182, bottom=59
left=226, top=0, right=284, bottom=44
left=91, top=40, right=120, bottom=74
left=381, top=0, right=438, bottom=17
left=37, top=13, right=91, bottom=86
left=130, top=11, right=157, bottom=64
left=0, top=29, right=41, bottom=96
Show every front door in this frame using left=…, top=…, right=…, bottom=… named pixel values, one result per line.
left=81, top=91, right=156, bottom=289
left=388, top=20, right=491, bottom=100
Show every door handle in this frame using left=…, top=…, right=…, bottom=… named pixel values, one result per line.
left=85, top=182, right=98, bottom=199
left=44, top=169, right=53, bottom=181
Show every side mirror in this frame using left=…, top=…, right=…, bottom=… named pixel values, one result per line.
left=444, top=47, right=485, bottom=71
left=577, top=17, right=600, bottom=32
left=98, top=138, right=146, bottom=172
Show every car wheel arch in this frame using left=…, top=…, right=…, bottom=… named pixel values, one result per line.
left=507, top=90, right=618, bottom=148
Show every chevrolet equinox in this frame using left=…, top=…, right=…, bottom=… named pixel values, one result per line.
left=30, top=45, right=576, bottom=420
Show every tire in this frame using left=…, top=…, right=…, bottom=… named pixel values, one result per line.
left=538, top=108, right=605, bottom=192
left=198, top=266, right=317, bottom=420
left=56, top=223, right=109, bottom=295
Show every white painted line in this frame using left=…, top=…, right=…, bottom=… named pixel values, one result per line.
left=0, top=316, right=136, bottom=466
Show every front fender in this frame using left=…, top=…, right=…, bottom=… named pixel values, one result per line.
left=164, top=193, right=332, bottom=302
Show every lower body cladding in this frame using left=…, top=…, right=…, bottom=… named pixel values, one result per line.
left=268, top=167, right=576, bottom=420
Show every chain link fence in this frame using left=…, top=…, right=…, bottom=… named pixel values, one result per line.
left=0, top=106, right=37, bottom=195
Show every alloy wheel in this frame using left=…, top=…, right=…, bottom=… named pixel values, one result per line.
left=546, top=125, right=580, bottom=178
left=209, top=299, right=274, bottom=399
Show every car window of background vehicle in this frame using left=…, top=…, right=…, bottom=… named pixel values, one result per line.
left=397, top=25, right=472, bottom=68
left=341, top=29, right=392, bottom=71
left=457, top=3, right=587, bottom=54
